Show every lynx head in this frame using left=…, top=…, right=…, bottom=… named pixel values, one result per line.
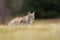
left=27, top=11, right=35, bottom=24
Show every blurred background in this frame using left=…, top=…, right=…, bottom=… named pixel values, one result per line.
left=0, top=0, right=60, bottom=24
left=0, top=0, right=60, bottom=40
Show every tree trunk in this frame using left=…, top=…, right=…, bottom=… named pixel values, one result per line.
left=0, top=0, right=10, bottom=25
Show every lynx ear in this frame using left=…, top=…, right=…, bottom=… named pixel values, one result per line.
left=32, top=12, right=35, bottom=15
left=27, top=11, right=31, bottom=15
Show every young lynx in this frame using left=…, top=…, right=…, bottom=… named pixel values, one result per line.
left=8, top=12, right=35, bottom=26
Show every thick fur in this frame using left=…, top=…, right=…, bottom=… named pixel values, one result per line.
left=8, top=12, right=35, bottom=26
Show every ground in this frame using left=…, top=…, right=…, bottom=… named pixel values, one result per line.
left=0, top=19, right=59, bottom=40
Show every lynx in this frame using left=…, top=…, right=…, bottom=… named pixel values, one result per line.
left=8, top=12, right=35, bottom=26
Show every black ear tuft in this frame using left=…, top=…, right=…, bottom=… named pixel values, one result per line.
left=32, top=12, right=35, bottom=15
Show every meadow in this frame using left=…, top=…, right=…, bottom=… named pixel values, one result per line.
left=0, top=19, right=59, bottom=40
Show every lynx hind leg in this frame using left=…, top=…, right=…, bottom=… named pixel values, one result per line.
left=8, top=19, right=17, bottom=26
left=8, top=21, right=20, bottom=26
left=8, top=21, right=15, bottom=26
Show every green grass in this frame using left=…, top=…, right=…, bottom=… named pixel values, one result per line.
left=0, top=19, right=60, bottom=40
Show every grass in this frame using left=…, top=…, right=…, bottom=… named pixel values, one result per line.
left=0, top=19, right=60, bottom=40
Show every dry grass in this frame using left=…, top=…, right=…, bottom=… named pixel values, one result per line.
left=0, top=19, right=60, bottom=40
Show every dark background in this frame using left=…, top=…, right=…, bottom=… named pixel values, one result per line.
left=0, top=0, right=60, bottom=24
